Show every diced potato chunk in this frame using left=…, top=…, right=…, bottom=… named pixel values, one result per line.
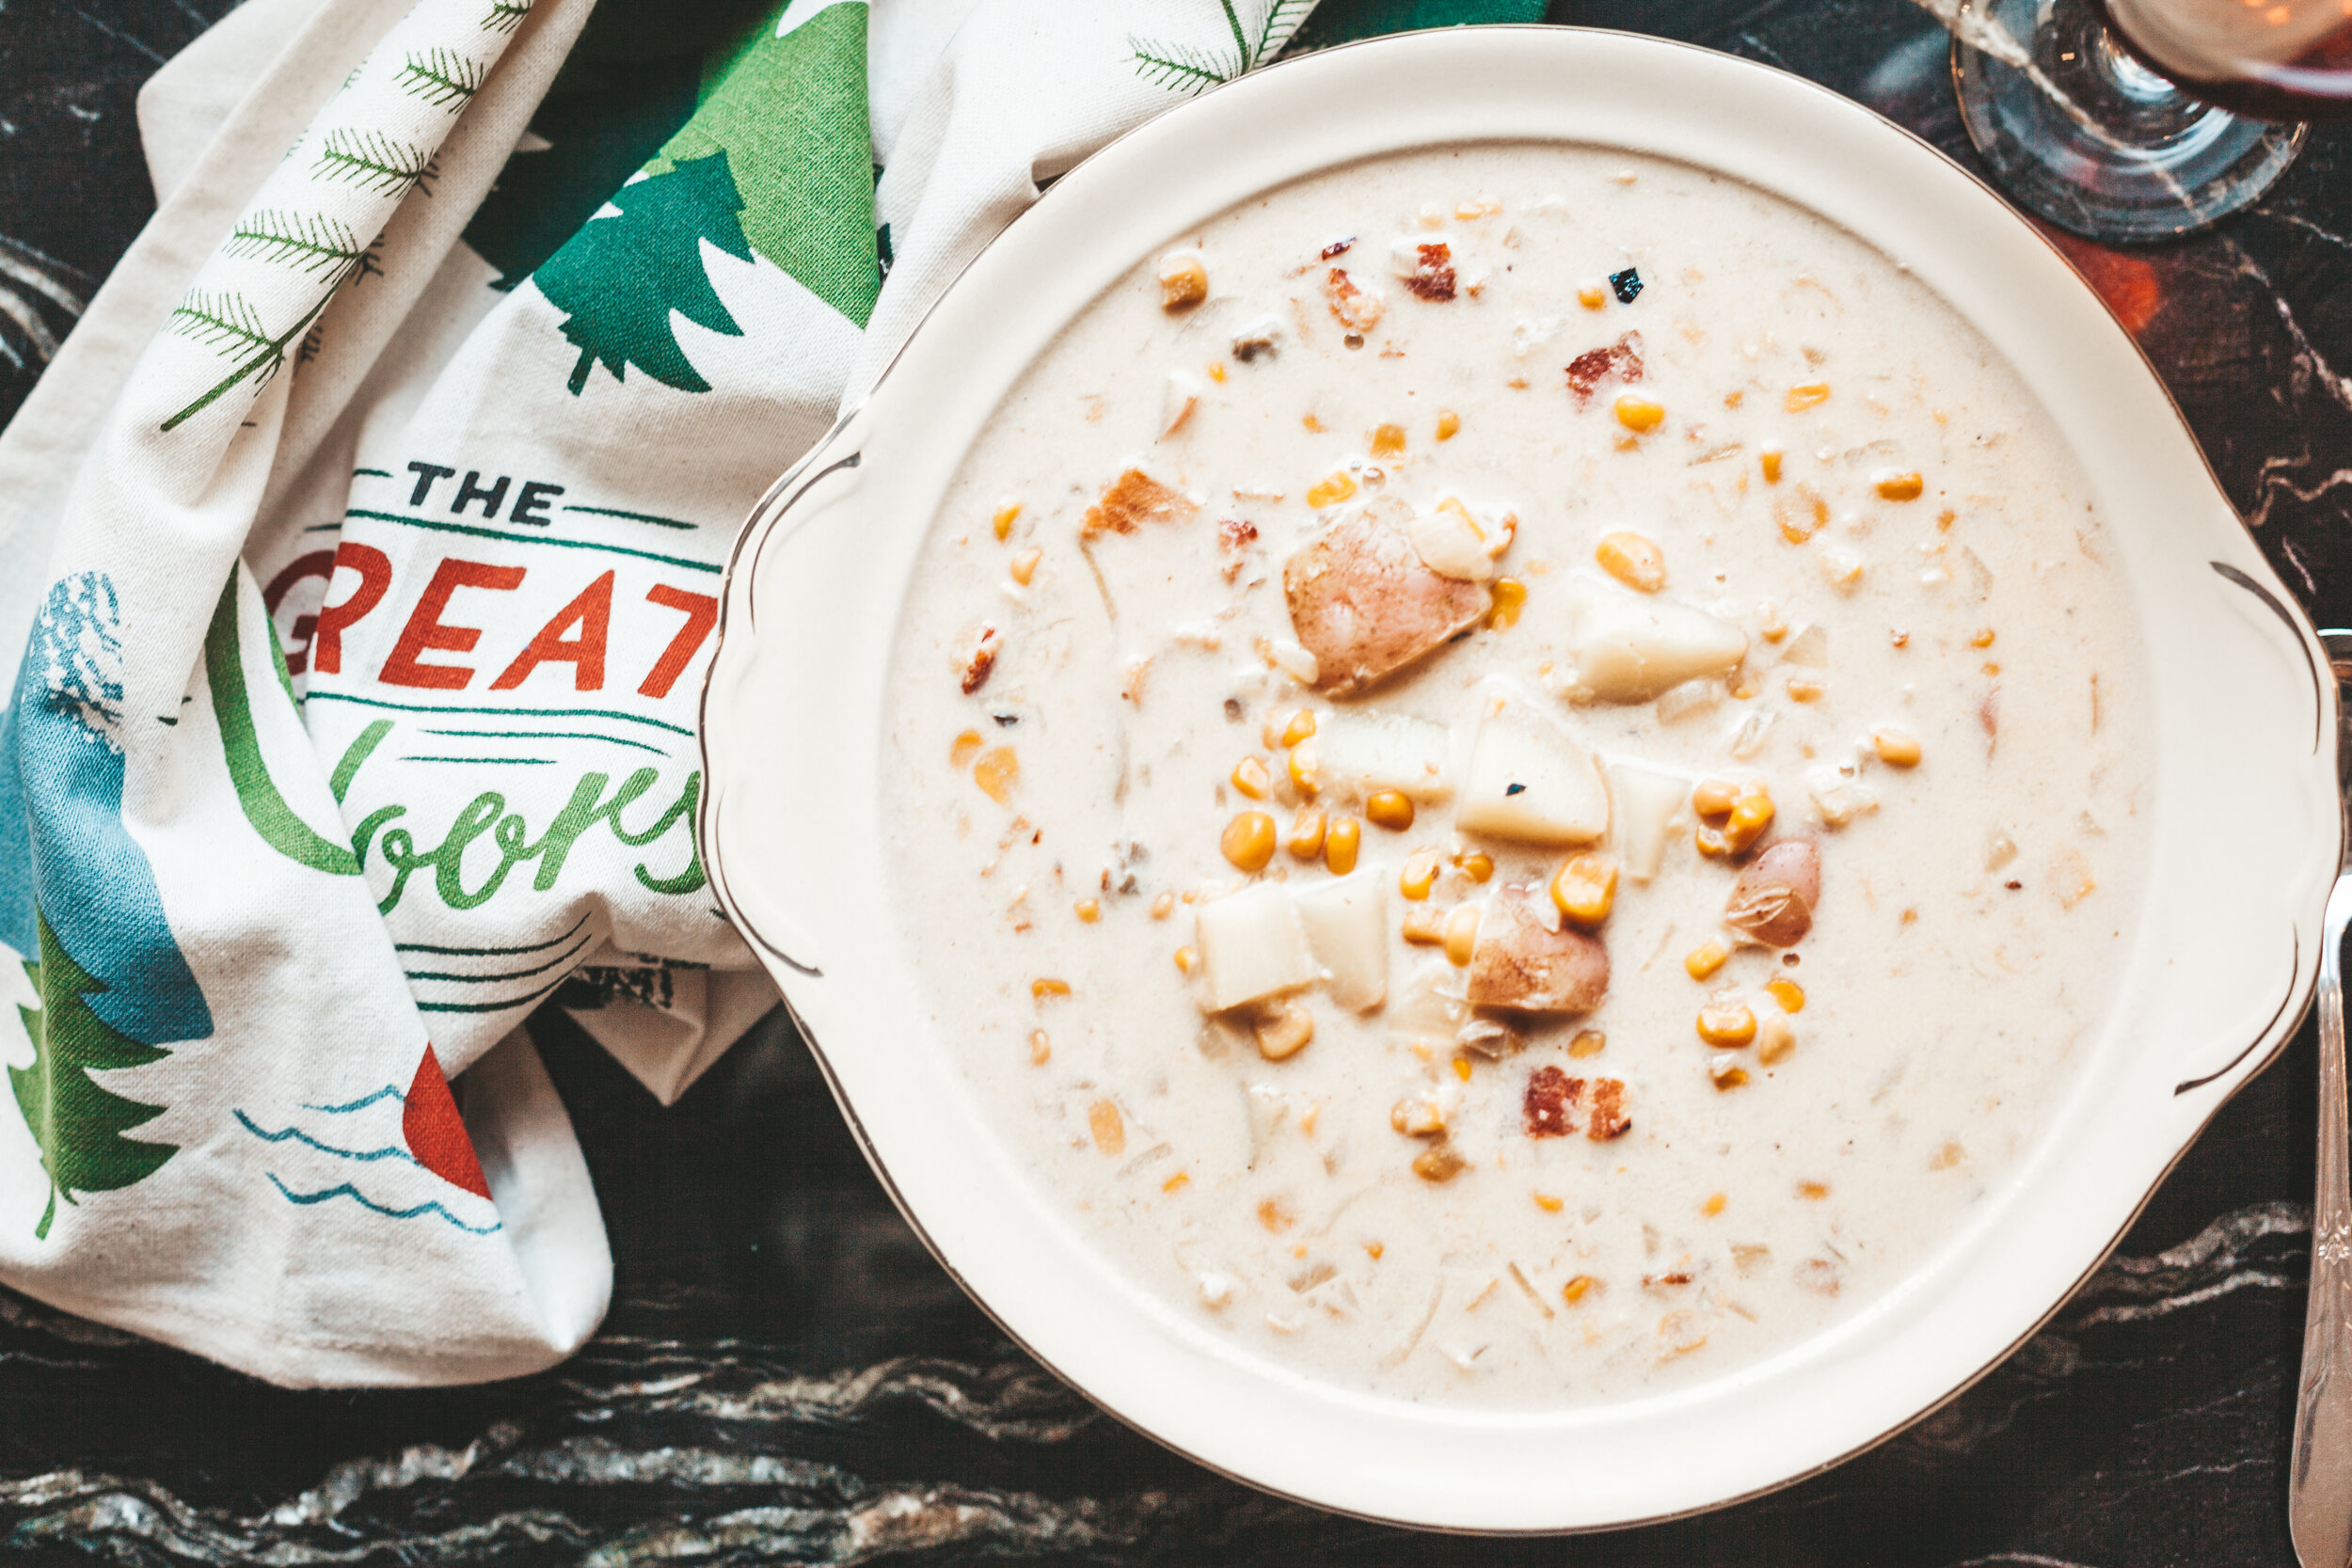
left=1457, top=705, right=1610, bottom=846
left=1282, top=506, right=1490, bottom=695
left=1559, top=579, right=1750, bottom=704
left=1467, top=886, right=1610, bottom=1013
left=1195, top=884, right=1316, bottom=1012
left=1294, top=877, right=1389, bottom=1010
left=1608, top=760, right=1689, bottom=882
left=1314, top=712, right=1453, bottom=802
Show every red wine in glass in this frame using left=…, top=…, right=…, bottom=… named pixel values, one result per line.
left=2100, top=0, right=2352, bottom=119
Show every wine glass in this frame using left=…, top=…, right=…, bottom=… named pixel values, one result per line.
left=1950, top=0, right=2352, bottom=243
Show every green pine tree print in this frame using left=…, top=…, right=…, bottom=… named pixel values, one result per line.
left=534, top=150, right=754, bottom=395
left=11, top=914, right=176, bottom=1240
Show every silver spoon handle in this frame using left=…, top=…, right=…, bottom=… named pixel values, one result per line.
left=2294, top=869, right=2352, bottom=1568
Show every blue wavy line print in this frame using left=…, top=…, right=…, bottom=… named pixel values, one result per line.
left=300, top=1085, right=405, bottom=1114
left=233, top=1110, right=415, bottom=1164
left=265, top=1174, right=501, bottom=1235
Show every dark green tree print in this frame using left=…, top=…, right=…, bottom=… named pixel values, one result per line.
left=11, top=914, right=176, bottom=1240
left=533, top=150, right=753, bottom=396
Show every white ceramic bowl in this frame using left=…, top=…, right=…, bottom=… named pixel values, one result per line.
left=698, top=27, right=2340, bottom=1531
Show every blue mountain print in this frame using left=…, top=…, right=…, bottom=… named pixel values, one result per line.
left=0, top=574, right=212, bottom=1045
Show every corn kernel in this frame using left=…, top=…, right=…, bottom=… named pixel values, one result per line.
left=1287, top=806, right=1327, bottom=861
left=1287, top=741, right=1322, bottom=798
left=1443, top=902, right=1482, bottom=966
left=1697, top=996, right=1757, bottom=1048
left=1256, top=1002, right=1314, bottom=1061
left=1873, top=469, right=1925, bottom=501
left=1366, top=789, right=1415, bottom=832
left=1174, top=946, right=1199, bottom=974
left=1324, top=816, right=1361, bottom=875
left=1759, top=446, right=1784, bottom=483
left=1723, top=789, right=1774, bottom=853
left=1413, top=1143, right=1467, bottom=1182
left=1032, top=977, right=1072, bottom=1002
left=1221, top=810, right=1277, bottom=872
left=1436, top=409, right=1461, bottom=441
left=1306, top=471, right=1358, bottom=509
left=1786, top=382, right=1830, bottom=412
left=1711, top=1062, right=1751, bottom=1091
left=1009, top=546, right=1041, bottom=586
left=1028, top=1029, right=1051, bottom=1065
left=1400, top=850, right=1441, bottom=900
left=1391, top=1095, right=1446, bottom=1136
left=1402, top=905, right=1447, bottom=944
left=1686, top=942, right=1728, bottom=981
left=1563, top=1274, right=1596, bottom=1304
left=1158, top=250, right=1208, bottom=309
left=1075, top=898, right=1100, bottom=923
left=1786, top=676, right=1825, bottom=703
left=1702, top=1192, right=1727, bottom=1216
left=1151, top=892, right=1175, bottom=921
left=1282, top=708, right=1318, bottom=747
left=1799, top=1180, right=1830, bottom=1200
left=1488, top=578, right=1528, bottom=629
left=1207, top=360, right=1227, bottom=383
left=1534, top=1191, right=1565, bottom=1213
left=1232, top=755, right=1270, bottom=800
left=1549, top=852, right=1618, bottom=928
left=1596, top=531, right=1667, bottom=593
left=1569, top=1028, right=1607, bottom=1058
left=1371, top=422, right=1406, bottom=458
left=973, top=746, right=1019, bottom=804
left=1578, top=284, right=1608, bottom=310
left=1458, top=851, right=1494, bottom=883
left=1971, top=627, right=1996, bottom=649
left=1089, top=1100, right=1125, bottom=1154
left=1756, top=1012, right=1796, bottom=1065
left=1452, top=1053, right=1473, bottom=1081
left=950, top=729, right=984, bottom=768
left=991, top=502, right=1022, bottom=542
left=1873, top=727, right=1922, bottom=768
left=1163, top=1170, right=1191, bottom=1192
left=1694, top=776, right=1743, bottom=816
left=1765, top=977, right=1805, bottom=1013
left=1614, top=395, right=1665, bottom=433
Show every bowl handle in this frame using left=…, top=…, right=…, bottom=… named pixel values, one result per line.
left=698, top=415, right=872, bottom=981
left=2166, top=562, right=2341, bottom=1099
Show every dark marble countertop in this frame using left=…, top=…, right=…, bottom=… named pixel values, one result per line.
left=4, top=1, right=2350, bottom=1562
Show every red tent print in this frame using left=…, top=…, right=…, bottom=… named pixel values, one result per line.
left=402, top=1045, right=491, bottom=1199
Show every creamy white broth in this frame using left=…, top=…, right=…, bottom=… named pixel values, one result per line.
left=879, top=143, right=2150, bottom=1406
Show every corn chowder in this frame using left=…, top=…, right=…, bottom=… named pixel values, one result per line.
left=881, top=144, right=2149, bottom=1405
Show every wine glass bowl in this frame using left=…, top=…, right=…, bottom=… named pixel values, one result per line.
left=1953, top=0, right=2306, bottom=243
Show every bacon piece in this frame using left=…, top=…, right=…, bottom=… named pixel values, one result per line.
left=959, top=626, right=1000, bottom=695
left=1320, top=236, right=1356, bottom=260
left=1401, top=242, right=1456, bottom=302
left=1466, top=885, right=1610, bottom=1013
left=1566, top=331, right=1645, bottom=408
left=1281, top=503, right=1489, bottom=696
left=1324, top=267, right=1383, bottom=332
left=1524, top=1066, right=1582, bottom=1138
left=1216, top=516, right=1259, bottom=582
left=1082, top=468, right=1197, bottom=539
left=1586, top=1077, right=1630, bottom=1141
